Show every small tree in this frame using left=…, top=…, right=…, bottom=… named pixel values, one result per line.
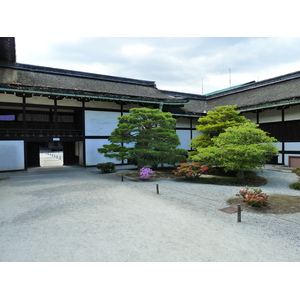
left=98, top=108, right=187, bottom=168
left=191, top=122, right=279, bottom=181
left=189, top=105, right=249, bottom=159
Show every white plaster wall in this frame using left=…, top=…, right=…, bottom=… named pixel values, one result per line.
left=284, top=105, right=300, bottom=121
left=259, top=109, right=281, bottom=123
left=85, top=139, right=119, bottom=166
left=25, top=96, right=55, bottom=106
left=273, top=143, right=300, bottom=165
left=57, top=98, right=82, bottom=107
left=274, top=142, right=282, bottom=151
left=176, top=129, right=191, bottom=150
left=85, top=110, right=121, bottom=136
left=277, top=155, right=283, bottom=164
left=0, top=141, right=24, bottom=171
left=284, top=142, right=300, bottom=151
left=0, top=94, right=22, bottom=104
left=176, top=118, right=190, bottom=128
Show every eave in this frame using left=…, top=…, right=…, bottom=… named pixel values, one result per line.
left=0, top=85, right=189, bottom=106
left=238, top=96, right=300, bottom=112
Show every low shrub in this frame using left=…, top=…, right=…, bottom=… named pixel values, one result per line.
left=96, top=162, right=115, bottom=173
left=292, top=167, right=300, bottom=178
left=237, top=186, right=269, bottom=207
left=173, top=163, right=209, bottom=180
left=290, top=182, right=300, bottom=190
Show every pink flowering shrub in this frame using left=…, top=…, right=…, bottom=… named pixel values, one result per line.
left=238, top=186, right=269, bottom=207
left=173, top=163, right=209, bottom=180
left=140, top=167, right=154, bottom=180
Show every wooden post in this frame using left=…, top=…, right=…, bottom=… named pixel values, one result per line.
left=237, top=204, right=241, bottom=222
left=156, top=184, right=159, bottom=194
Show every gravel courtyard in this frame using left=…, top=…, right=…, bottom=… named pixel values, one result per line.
left=0, top=156, right=299, bottom=262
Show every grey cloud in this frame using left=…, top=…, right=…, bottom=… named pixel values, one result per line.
left=16, top=37, right=300, bottom=94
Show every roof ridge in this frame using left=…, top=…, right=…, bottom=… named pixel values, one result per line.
left=207, top=70, right=300, bottom=99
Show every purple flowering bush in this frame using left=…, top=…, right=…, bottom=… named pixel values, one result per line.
left=140, top=167, right=155, bottom=180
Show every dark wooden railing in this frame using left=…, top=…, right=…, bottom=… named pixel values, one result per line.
left=0, top=129, right=84, bottom=138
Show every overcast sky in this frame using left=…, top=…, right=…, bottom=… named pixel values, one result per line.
left=14, top=37, right=300, bottom=95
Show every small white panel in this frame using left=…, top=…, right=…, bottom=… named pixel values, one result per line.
left=0, top=141, right=24, bottom=171
left=85, top=110, right=121, bottom=136
left=85, top=139, right=119, bottom=166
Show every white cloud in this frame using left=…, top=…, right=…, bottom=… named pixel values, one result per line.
left=121, top=44, right=155, bottom=58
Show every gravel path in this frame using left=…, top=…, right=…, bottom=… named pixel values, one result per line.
left=0, top=164, right=299, bottom=262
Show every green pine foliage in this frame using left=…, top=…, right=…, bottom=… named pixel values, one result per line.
left=191, top=122, right=279, bottom=181
left=98, top=108, right=188, bottom=168
left=189, top=105, right=249, bottom=158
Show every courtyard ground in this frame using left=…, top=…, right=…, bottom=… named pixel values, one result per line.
left=0, top=155, right=299, bottom=262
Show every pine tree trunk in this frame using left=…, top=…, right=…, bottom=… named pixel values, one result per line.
left=237, top=170, right=245, bottom=182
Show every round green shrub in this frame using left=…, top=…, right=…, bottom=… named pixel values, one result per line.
left=96, top=162, right=115, bottom=173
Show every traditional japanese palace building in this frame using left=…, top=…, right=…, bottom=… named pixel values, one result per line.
left=1, top=37, right=300, bottom=171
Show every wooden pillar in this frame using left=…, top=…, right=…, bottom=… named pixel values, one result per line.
left=22, top=95, right=28, bottom=170
left=281, top=107, right=285, bottom=165
left=54, top=98, right=58, bottom=137
left=190, top=117, right=193, bottom=151
left=82, top=100, right=86, bottom=168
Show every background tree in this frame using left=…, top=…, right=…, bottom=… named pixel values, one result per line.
left=98, top=108, right=187, bottom=168
left=189, top=105, right=249, bottom=159
left=191, top=122, right=279, bottom=181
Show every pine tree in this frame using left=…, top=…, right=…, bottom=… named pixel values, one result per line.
left=189, top=105, right=249, bottom=159
left=191, top=122, right=279, bottom=181
left=98, top=108, right=187, bottom=168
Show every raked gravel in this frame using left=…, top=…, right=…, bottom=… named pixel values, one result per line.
left=0, top=164, right=299, bottom=262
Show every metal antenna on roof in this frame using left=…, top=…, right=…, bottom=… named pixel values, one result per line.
left=202, top=78, right=204, bottom=94
left=229, top=68, right=231, bottom=87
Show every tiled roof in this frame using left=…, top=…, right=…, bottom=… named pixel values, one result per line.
left=0, top=62, right=188, bottom=104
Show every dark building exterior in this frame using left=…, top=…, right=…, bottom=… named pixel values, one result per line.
left=1, top=37, right=300, bottom=171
